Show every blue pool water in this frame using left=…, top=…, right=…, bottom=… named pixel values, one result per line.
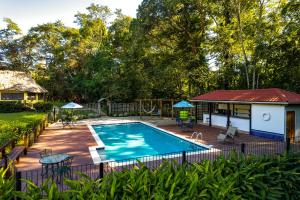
left=92, top=122, right=207, bottom=161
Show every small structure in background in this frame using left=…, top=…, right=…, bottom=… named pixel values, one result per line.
left=0, top=70, right=47, bottom=102
left=173, top=100, right=196, bottom=130
left=192, top=88, right=300, bottom=141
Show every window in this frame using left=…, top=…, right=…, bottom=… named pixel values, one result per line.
left=212, top=103, right=250, bottom=118
left=1, top=93, right=24, bottom=100
left=38, top=93, right=45, bottom=101
left=27, top=93, right=36, bottom=100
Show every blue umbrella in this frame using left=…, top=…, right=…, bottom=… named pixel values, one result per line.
left=173, top=100, right=194, bottom=108
left=61, top=102, right=83, bottom=109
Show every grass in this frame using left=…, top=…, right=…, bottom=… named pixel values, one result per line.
left=0, top=112, right=47, bottom=146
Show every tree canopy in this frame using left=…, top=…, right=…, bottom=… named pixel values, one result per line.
left=0, top=0, right=299, bottom=102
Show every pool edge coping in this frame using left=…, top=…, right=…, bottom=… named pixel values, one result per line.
left=87, top=120, right=217, bottom=164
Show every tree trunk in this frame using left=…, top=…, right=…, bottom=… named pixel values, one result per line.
left=252, top=68, right=256, bottom=89
left=236, top=0, right=250, bottom=88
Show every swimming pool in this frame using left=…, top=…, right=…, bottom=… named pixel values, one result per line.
left=91, top=122, right=208, bottom=161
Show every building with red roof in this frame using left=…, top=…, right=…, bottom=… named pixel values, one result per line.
left=191, top=88, right=300, bottom=141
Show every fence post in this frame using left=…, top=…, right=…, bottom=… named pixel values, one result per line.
left=241, top=143, right=245, bottom=154
left=16, top=171, right=22, bottom=192
left=286, top=138, right=290, bottom=154
left=99, top=162, right=104, bottom=179
left=53, top=108, right=56, bottom=122
left=182, top=151, right=186, bottom=164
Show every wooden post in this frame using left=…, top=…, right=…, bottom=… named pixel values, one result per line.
left=195, top=102, right=198, bottom=123
left=33, top=127, right=37, bottom=143
left=160, top=99, right=163, bottom=118
left=249, top=105, right=252, bottom=134
left=209, top=103, right=212, bottom=126
left=139, top=100, right=142, bottom=118
left=23, top=134, right=28, bottom=155
left=108, top=101, right=112, bottom=116
left=53, top=107, right=56, bottom=122
left=11, top=140, right=16, bottom=149
left=227, top=103, right=231, bottom=127
left=1, top=147, right=6, bottom=160
left=150, top=100, right=152, bottom=117
left=43, top=119, right=46, bottom=130
left=171, top=99, right=174, bottom=119
left=1, top=145, right=8, bottom=170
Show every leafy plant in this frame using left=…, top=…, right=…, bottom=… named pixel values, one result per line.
left=8, top=153, right=300, bottom=199
left=0, top=166, right=15, bottom=200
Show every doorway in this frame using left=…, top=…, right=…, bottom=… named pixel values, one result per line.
left=286, top=111, right=295, bottom=142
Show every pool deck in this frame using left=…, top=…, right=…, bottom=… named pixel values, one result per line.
left=16, top=123, right=97, bottom=171
left=158, top=124, right=274, bottom=149
left=16, top=116, right=275, bottom=171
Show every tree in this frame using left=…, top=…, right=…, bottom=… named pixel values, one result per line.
left=0, top=18, right=24, bottom=70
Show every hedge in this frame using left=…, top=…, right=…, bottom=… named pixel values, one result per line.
left=0, top=101, right=32, bottom=113
left=33, top=102, right=53, bottom=112
left=0, top=112, right=47, bottom=146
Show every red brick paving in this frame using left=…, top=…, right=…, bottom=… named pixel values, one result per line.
left=16, top=124, right=97, bottom=171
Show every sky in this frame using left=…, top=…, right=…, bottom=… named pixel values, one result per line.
left=0, top=0, right=143, bottom=34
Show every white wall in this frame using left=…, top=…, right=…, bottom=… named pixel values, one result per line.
left=203, top=114, right=249, bottom=132
left=251, top=104, right=285, bottom=135
left=286, top=105, right=300, bottom=140
left=230, top=117, right=249, bottom=132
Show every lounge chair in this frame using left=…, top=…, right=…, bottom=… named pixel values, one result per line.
left=217, top=126, right=237, bottom=143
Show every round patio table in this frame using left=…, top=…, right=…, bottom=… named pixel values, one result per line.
left=40, top=153, right=71, bottom=179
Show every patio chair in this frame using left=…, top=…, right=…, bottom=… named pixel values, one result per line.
left=217, top=126, right=237, bottom=143
left=39, top=149, right=52, bottom=158
left=61, top=115, right=72, bottom=127
left=56, top=156, right=74, bottom=182
left=40, top=149, right=52, bottom=177
left=179, top=118, right=196, bottom=131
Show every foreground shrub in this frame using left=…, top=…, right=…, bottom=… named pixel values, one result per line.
left=0, top=101, right=32, bottom=113
left=0, top=167, right=15, bottom=200
left=33, top=102, right=53, bottom=112
left=4, top=153, right=300, bottom=200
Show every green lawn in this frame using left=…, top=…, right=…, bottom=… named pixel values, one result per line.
left=0, top=112, right=47, bottom=146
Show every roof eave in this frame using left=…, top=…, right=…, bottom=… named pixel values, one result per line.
left=190, top=99, right=289, bottom=105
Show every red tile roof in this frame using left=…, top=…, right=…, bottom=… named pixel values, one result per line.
left=192, top=88, right=300, bottom=104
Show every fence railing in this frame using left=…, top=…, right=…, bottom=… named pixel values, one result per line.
left=48, top=103, right=104, bottom=123
left=15, top=137, right=300, bottom=192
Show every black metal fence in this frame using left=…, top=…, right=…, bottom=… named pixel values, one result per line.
left=16, top=137, right=300, bottom=192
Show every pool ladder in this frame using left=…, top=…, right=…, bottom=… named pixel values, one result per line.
left=191, top=131, right=202, bottom=142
